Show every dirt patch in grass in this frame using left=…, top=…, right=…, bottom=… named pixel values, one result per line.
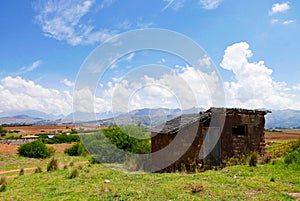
left=49, top=144, right=74, bottom=153
left=0, top=144, right=18, bottom=154
left=285, top=192, right=300, bottom=200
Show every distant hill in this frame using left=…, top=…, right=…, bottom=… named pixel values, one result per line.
left=97, top=107, right=206, bottom=127
left=265, top=109, right=300, bottom=128
left=0, top=115, right=43, bottom=125
left=1, top=108, right=300, bottom=128
left=0, top=110, right=64, bottom=120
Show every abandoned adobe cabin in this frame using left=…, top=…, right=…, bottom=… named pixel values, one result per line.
left=150, top=108, right=270, bottom=172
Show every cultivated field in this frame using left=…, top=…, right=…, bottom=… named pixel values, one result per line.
left=265, top=130, right=300, bottom=141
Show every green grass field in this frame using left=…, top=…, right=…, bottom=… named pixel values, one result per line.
left=0, top=161, right=299, bottom=200
left=0, top=138, right=299, bottom=200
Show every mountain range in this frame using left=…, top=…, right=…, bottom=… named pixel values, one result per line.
left=0, top=108, right=300, bottom=128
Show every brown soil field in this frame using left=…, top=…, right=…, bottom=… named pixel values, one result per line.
left=265, top=131, right=300, bottom=141
left=0, top=144, right=18, bottom=154
left=0, top=143, right=74, bottom=154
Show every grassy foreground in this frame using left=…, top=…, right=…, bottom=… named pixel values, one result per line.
left=0, top=159, right=299, bottom=200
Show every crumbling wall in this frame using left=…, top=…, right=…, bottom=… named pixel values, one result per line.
left=151, top=122, right=203, bottom=172
left=220, top=113, right=266, bottom=159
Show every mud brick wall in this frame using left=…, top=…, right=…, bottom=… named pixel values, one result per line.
left=151, top=121, right=204, bottom=172
left=220, top=113, right=266, bottom=159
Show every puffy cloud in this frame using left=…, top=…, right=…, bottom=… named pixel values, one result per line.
left=293, top=84, right=300, bottom=91
left=62, top=78, right=75, bottom=87
left=101, top=66, right=219, bottom=113
left=220, top=42, right=298, bottom=109
left=269, top=2, right=290, bottom=15
left=0, top=76, right=72, bottom=115
left=199, top=0, right=222, bottom=10
left=34, top=0, right=113, bottom=45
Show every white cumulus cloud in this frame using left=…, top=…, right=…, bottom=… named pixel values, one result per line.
left=0, top=76, right=72, bottom=115
left=220, top=42, right=299, bottom=109
left=101, top=66, right=219, bottom=113
left=269, top=2, right=290, bottom=15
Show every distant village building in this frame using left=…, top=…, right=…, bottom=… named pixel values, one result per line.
left=151, top=108, right=270, bottom=172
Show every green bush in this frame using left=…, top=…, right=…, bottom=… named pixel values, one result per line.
left=18, top=140, right=51, bottom=159
left=64, top=143, right=86, bottom=156
left=81, top=125, right=151, bottom=164
left=248, top=152, right=258, bottom=167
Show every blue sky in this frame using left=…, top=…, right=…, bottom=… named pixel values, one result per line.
left=0, top=0, right=300, bottom=115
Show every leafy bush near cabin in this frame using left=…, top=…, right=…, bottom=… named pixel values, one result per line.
left=81, top=125, right=151, bottom=164
left=18, top=140, right=51, bottom=159
left=64, top=143, right=86, bottom=156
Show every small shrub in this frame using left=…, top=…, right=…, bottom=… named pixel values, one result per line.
left=64, top=143, right=86, bottom=156
left=270, top=177, right=275, bottom=182
left=47, top=157, right=58, bottom=171
left=18, top=140, right=50, bottom=159
left=63, top=165, right=68, bottom=170
left=0, top=177, right=7, bottom=185
left=34, top=167, right=42, bottom=173
left=69, top=168, right=79, bottom=179
left=249, top=152, right=258, bottom=167
left=0, top=183, right=7, bottom=192
left=69, top=161, right=74, bottom=167
left=19, top=168, right=24, bottom=176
